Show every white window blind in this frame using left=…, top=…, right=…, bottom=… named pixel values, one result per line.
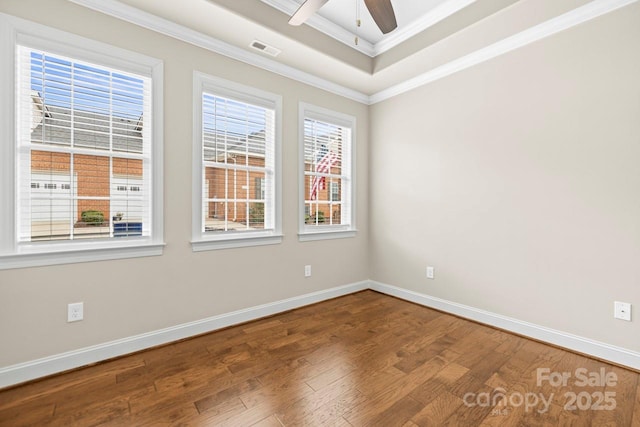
left=17, top=46, right=152, bottom=242
left=201, top=93, right=275, bottom=233
left=303, top=116, right=352, bottom=228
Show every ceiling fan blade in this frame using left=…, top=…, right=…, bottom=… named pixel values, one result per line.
left=289, top=0, right=329, bottom=26
left=364, top=0, right=397, bottom=34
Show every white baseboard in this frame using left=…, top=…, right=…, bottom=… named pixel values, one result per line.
left=0, top=281, right=369, bottom=389
left=3, top=279, right=638, bottom=389
left=369, top=280, right=640, bottom=371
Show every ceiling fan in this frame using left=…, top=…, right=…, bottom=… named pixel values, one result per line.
left=289, top=0, right=398, bottom=34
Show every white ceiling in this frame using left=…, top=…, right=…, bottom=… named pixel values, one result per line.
left=259, top=0, right=477, bottom=56
left=316, top=0, right=457, bottom=44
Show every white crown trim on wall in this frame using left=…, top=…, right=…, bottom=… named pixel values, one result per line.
left=373, top=0, right=477, bottom=56
left=67, top=0, right=370, bottom=104
left=370, top=0, right=639, bottom=103
left=69, top=0, right=638, bottom=105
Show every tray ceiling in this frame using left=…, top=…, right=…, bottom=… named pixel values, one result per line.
left=69, top=0, right=633, bottom=102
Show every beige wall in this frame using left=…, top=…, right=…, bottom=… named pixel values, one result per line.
left=0, top=0, right=368, bottom=367
left=2, top=0, right=639, bottom=373
left=370, top=3, right=640, bottom=351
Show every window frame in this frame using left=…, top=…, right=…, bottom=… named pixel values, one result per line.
left=0, top=14, right=164, bottom=270
left=298, top=103, right=356, bottom=241
left=191, top=71, right=282, bottom=251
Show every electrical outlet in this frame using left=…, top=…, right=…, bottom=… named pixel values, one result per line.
left=614, top=301, right=631, bottom=321
left=304, top=265, right=311, bottom=278
left=426, top=266, right=435, bottom=279
left=68, top=302, right=84, bottom=322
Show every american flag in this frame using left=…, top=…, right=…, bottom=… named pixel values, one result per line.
left=310, top=147, right=338, bottom=201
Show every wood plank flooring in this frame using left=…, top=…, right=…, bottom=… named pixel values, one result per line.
left=1, top=290, right=638, bottom=426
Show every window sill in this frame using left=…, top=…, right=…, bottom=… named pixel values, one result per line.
left=0, top=241, right=165, bottom=270
left=298, top=229, right=357, bottom=242
left=191, top=233, right=283, bottom=251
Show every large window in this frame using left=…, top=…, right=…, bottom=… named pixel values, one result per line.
left=19, top=48, right=150, bottom=241
left=0, top=16, right=163, bottom=269
left=299, top=103, right=355, bottom=241
left=192, top=72, right=281, bottom=251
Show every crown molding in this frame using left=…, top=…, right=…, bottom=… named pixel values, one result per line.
left=68, top=0, right=638, bottom=106
left=370, top=0, right=639, bottom=104
left=67, top=0, right=370, bottom=104
left=373, top=0, right=477, bottom=56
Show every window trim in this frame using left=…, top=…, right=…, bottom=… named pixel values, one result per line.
left=191, top=71, right=282, bottom=252
left=0, top=14, right=164, bottom=270
left=298, top=102, right=356, bottom=242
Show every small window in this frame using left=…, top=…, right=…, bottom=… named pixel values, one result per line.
left=330, top=181, right=340, bottom=202
left=130, top=186, right=141, bottom=192
left=31, top=183, right=40, bottom=189
left=255, top=177, right=266, bottom=200
left=299, top=103, right=355, bottom=241
left=117, top=185, right=127, bottom=192
left=44, top=183, right=57, bottom=190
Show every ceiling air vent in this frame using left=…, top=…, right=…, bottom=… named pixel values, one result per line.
left=250, top=40, right=281, bottom=57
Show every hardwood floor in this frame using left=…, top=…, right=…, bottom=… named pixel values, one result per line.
left=1, top=290, right=638, bottom=426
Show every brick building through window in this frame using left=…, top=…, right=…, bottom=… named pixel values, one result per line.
left=28, top=96, right=144, bottom=240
